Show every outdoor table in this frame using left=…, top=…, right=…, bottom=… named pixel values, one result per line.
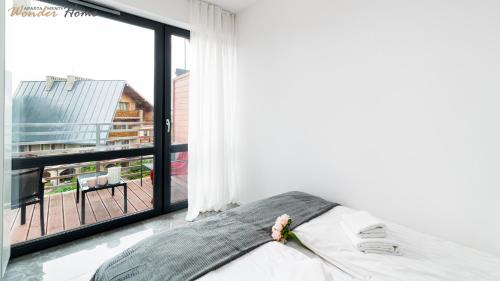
left=76, top=172, right=127, bottom=224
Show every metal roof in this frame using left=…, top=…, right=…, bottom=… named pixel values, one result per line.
left=13, top=80, right=126, bottom=145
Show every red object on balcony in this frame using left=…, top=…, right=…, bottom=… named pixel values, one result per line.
left=172, top=152, right=188, bottom=176
left=149, top=152, right=188, bottom=183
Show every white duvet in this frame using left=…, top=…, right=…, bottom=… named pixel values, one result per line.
left=294, top=206, right=500, bottom=281
left=199, top=241, right=350, bottom=281
left=198, top=206, right=500, bottom=281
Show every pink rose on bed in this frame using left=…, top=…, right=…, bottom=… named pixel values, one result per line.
left=277, top=214, right=290, bottom=226
left=271, top=214, right=308, bottom=251
left=272, top=222, right=283, bottom=232
left=271, top=230, right=281, bottom=241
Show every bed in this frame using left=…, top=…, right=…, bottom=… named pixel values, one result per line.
left=92, top=192, right=500, bottom=281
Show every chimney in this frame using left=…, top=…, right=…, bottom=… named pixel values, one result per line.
left=66, top=75, right=89, bottom=91
left=45, top=76, right=66, bottom=92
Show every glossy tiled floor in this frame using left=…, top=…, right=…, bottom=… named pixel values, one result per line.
left=3, top=209, right=192, bottom=281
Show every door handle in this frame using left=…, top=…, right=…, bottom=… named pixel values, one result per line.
left=166, top=118, right=171, bottom=133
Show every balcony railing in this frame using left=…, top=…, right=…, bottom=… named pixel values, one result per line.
left=12, top=122, right=154, bottom=158
left=114, top=110, right=142, bottom=119
left=42, top=156, right=154, bottom=193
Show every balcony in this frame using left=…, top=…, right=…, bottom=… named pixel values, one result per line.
left=9, top=175, right=187, bottom=244
left=10, top=122, right=188, bottom=245
left=114, top=110, right=143, bottom=120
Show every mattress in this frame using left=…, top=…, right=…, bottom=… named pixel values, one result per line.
left=199, top=206, right=500, bottom=281
left=91, top=192, right=337, bottom=281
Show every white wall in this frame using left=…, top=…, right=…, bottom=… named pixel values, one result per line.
left=236, top=0, right=500, bottom=256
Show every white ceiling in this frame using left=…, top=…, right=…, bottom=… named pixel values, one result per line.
left=205, top=0, right=259, bottom=13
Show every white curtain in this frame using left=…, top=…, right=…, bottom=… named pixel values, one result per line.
left=186, top=0, right=239, bottom=221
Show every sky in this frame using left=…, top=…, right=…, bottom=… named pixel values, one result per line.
left=5, top=0, right=189, bottom=105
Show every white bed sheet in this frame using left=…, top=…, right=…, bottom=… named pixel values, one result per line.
left=197, top=206, right=500, bottom=281
left=294, top=206, right=500, bottom=281
left=198, top=241, right=353, bottom=281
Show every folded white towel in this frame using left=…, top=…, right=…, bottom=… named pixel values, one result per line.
left=341, top=210, right=387, bottom=238
left=341, top=221, right=402, bottom=255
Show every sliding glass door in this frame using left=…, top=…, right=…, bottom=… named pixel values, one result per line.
left=166, top=32, right=190, bottom=210
left=5, top=0, right=187, bottom=256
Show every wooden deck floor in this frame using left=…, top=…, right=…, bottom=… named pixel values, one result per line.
left=10, top=176, right=187, bottom=245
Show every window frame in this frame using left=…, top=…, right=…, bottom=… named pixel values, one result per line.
left=9, top=0, right=189, bottom=257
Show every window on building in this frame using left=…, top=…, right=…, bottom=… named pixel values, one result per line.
left=118, top=102, right=130, bottom=111
left=114, top=125, right=127, bottom=130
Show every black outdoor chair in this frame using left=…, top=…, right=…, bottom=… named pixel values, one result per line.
left=11, top=167, right=45, bottom=236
